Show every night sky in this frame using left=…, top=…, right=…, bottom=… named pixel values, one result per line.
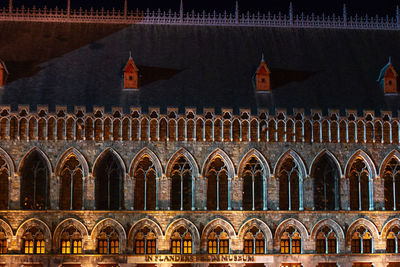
left=3, top=0, right=400, bottom=17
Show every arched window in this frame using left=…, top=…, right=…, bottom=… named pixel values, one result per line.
left=207, top=226, right=229, bottom=254
left=242, top=156, right=264, bottom=211
left=0, top=155, right=9, bottom=209
left=386, top=226, right=400, bottom=253
left=59, top=155, right=83, bottom=210
left=383, top=157, right=400, bottom=210
left=171, top=226, right=192, bottom=254
left=133, top=156, right=156, bottom=210
left=316, top=226, right=337, bottom=254
left=22, top=227, right=45, bottom=254
left=280, top=227, right=301, bottom=254
left=278, top=157, right=300, bottom=210
left=348, top=158, right=371, bottom=211
left=313, top=154, right=340, bottom=210
left=351, top=226, right=372, bottom=253
left=21, top=150, right=50, bottom=210
left=94, top=151, right=124, bottom=210
left=206, top=157, right=228, bottom=210
left=170, top=156, right=193, bottom=211
left=134, top=226, right=157, bottom=254
left=0, top=229, right=7, bottom=254
left=60, top=226, right=82, bottom=254
left=97, top=226, right=119, bottom=254
left=243, top=226, right=265, bottom=254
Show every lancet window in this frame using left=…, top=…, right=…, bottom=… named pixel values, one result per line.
left=315, top=226, right=337, bottom=254
left=313, top=154, right=340, bottom=210
left=97, top=226, right=119, bottom=254
left=94, top=151, right=124, bottom=210
left=134, top=226, right=157, bottom=254
left=171, top=226, right=192, bottom=254
left=0, top=156, right=9, bottom=210
left=170, top=156, right=193, bottom=211
left=351, top=226, right=372, bottom=253
left=207, top=226, right=229, bottom=254
left=243, top=226, right=265, bottom=254
left=383, top=157, right=400, bottom=210
left=134, top=156, right=156, bottom=210
left=348, top=158, right=371, bottom=211
left=387, top=226, right=400, bottom=253
left=0, top=229, right=7, bottom=254
left=280, top=227, right=301, bottom=254
left=22, top=227, right=45, bottom=254
left=60, top=226, right=82, bottom=254
left=206, top=157, right=229, bottom=210
left=278, top=157, right=300, bottom=210
left=242, top=156, right=265, bottom=211
left=59, top=155, right=83, bottom=210
left=21, top=151, right=50, bottom=210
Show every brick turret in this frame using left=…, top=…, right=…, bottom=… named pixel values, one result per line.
left=378, top=57, right=398, bottom=94
left=123, top=53, right=139, bottom=89
left=0, top=59, right=8, bottom=87
left=255, top=54, right=271, bottom=91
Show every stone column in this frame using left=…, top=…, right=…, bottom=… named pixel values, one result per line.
left=196, top=176, right=207, bottom=210
left=231, top=176, right=242, bottom=210
left=374, top=176, right=385, bottom=210
left=49, top=174, right=59, bottom=209
left=302, top=175, right=314, bottom=210
left=85, top=173, right=95, bottom=209
left=158, top=175, right=169, bottom=210
left=340, top=176, right=350, bottom=210
left=9, top=174, right=20, bottom=209
left=268, top=175, right=279, bottom=210
left=124, top=174, right=134, bottom=210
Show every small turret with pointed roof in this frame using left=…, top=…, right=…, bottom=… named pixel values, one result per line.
left=123, top=52, right=139, bottom=89
left=0, top=59, right=8, bottom=87
left=378, top=57, right=398, bottom=94
left=255, top=54, right=271, bottom=91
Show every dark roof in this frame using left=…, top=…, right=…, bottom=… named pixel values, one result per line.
left=1, top=22, right=400, bottom=115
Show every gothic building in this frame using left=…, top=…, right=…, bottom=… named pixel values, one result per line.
left=0, top=1, right=400, bottom=267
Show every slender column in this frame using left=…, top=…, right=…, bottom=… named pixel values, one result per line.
left=369, top=176, right=374, bottom=210
left=180, top=175, right=183, bottom=210
left=263, top=176, right=267, bottom=210
left=252, top=175, right=255, bottom=210
left=155, top=177, right=159, bottom=210
left=191, top=177, right=195, bottom=210
left=358, top=175, right=362, bottom=210
left=394, top=178, right=397, bottom=211
left=288, top=175, right=291, bottom=211
left=228, top=177, right=232, bottom=210
left=216, top=174, right=219, bottom=210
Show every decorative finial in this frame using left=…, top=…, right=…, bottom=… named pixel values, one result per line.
left=289, top=2, right=293, bottom=24
left=180, top=0, right=184, bottom=23
left=235, top=1, right=239, bottom=24
left=129, top=51, right=132, bottom=59
left=261, top=53, right=265, bottom=62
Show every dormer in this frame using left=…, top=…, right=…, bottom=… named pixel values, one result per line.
left=255, top=54, right=271, bottom=91
left=123, top=53, right=139, bottom=89
left=378, top=57, right=398, bottom=94
left=0, top=59, right=8, bottom=87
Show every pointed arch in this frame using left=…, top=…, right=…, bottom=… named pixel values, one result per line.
left=91, top=218, right=127, bottom=252
left=130, top=147, right=163, bottom=177
left=0, top=219, right=14, bottom=243
left=310, top=218, right=345, bottom=253
left=238, top=149, right=271, bottom=177
left=201, top=218, right=236, bottom=242
left=0, top=147, right=15, bottom=176
left=55, top=147, right=89, bottom=178
left=18, top=147, right=53, bottom=174
left=310, top=150, right=343, bottom=177
left=15, top=218, right=52, bottom=253
left=346, top=218, right=379, bottom=251
left=380, top=150, right=400, bottom=210
left=274, top=218, right=309, bottom=241
left=344, top=150, right=377, bottom=179
left=165, top=218, right=201, bottom=253
left=93, top=148, right=126, bottom=176
left=238, top=218, right=273, bottom=252
left=0, top=147, right=14, bottom=209
left=380, top=150, right=400, bottom=177
left=166, top=148, right=199, bottom=178
left=127, top=218, right=164, bottom=251
left=202, top=148, right=235, bottom=178
left=53, top=218, right=89, bottom=251
left=274, top=150, right=307, bottom=178
left=382, top=218, right=400, bottom=238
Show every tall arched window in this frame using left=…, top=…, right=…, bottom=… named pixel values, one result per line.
left=0, top=229, right=7, bottom=254
left=134, top=226, right=157, bottom=254
left=278, top=157, right=300, bottom=210
left=386, top=226, right=400, bottom=253
left=171, top=226, right=192, bottom=254
left=170, top=156, right=193, bottom=210
left=313, top=154, right=340, bottom=210
left=60, top=226, right=82, bottom=254
left=207, top=226, right=229, bottom=254
left=206, top=157, right=228, bottom=210
left=243, top=226, right=265, bottom=254
left=316, top=226, right=337, bottom=254
left=22, top=227, right=45, bottom=254
left=383, top=157, right=400, bottom=210
left=20, top=150, right=50, bottom=210
left=351, top=226, right=372, bottom=253
left=133, top=157, right=156, bottom=210
left=280, top=227, right=301, bottom=254
left=94, top=151, right=124, bottom=210
left=242, top=156, right=264, bottom=211
left=97, top=226, right=119, bottom=254
left=59, top=155, right=83, bottom=210
left=0, top=156, right=9, bottom=209
left=348, top=158, right=371, bottom=211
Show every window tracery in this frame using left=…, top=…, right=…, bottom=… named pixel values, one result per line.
left=386, top=226, right=400, bottom=253
left=243, top=226, right=265, bottom=254
left=242, top=156, right=264, bottom=211
left=60, top=226, right=82, bottom=254
left=383, top=157, right=400, bottom=210
left=134, top=156, right=156, bottom=210
left=349, top=158, right=371, bottom=211
left=170, top=156, right=193, bottom=211
left=0, top=229, right=7, bottom=254
left=97, top=226, right=119, bottom=254
left=316, top=226, right=337, bottom=254
left=22, top=227, right=45, bottom=254
left=280, top=226, right=301, bottom=254
left=0, top=156, right=9, bottom=210
left=171, top=226, right=192, bottom=254
left=59, top=155, right=83, bottom=210
left=134, top=226, right=157, bottom=254
left=206, top=157, right=228, bottom=210
left=207, top=226, right=229, bottom=254
left=278, top=157, right=300, bottom=210
left=351, top=226, right=372, bottom=253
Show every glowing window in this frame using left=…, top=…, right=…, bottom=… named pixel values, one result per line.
left=134, top=226, right=157, bottom=254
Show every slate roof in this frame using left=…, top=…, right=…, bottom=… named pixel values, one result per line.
left=1, top=22, right=400, bottom=115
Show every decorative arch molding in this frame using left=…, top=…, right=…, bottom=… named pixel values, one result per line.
left=0, top=219, right=14, bottom=242
left=55, top=147, right=90, bottom=178
left=274, top=218, right=309, bottom=243
left=53, top=218, right=89, bottom=251
left=344, top=150, right=377, bottom=179
left=165, top=218, right=201, bottom=253
left=238, top=149, right=272, bottom=177
left=310, top=219, right=345, bottom=252
left=166, top=148, right=200, bottom=178
left=127, top=218, right=164, bottom=250
left=273, top=150, right=307, bottom=179
left=379, top=150, right=400, bottom=178
left=90, top=218, right=127, bottom=252
left=310, top=149, right=343, bottom=177
left=346, top=218, right=380, bottom=245
left=202, top=148, right=235, bottom=178
left=129, top=147, right=163, bottom=177
left=201, top=218, right=236, bottom=251
left=18, top=147, right=53, bottom=174
left=0, top=146, right=15, bottom=177
left=381, top=218, right=400, bottom=238
left=237, top=218, right=273, bottom=251
left=93, top=148, right=127, bottom=176
left=15, top=218, right=52, bottom=252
